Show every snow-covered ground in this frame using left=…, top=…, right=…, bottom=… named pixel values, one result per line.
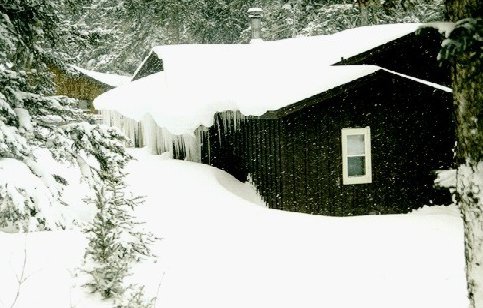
left=0, top=148, right=469, bottom=307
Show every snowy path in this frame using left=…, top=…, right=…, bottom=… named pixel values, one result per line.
left=125, top=149, right=468, bottom=308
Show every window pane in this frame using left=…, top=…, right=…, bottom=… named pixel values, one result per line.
left=348, top=156, right=365, bottom=176
left=347, top=134, right=365, bottom=155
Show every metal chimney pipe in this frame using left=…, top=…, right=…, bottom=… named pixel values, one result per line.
left=248, top=8, right=263, bottom=42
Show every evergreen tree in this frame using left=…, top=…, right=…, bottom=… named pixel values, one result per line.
left=83, top=182, right=155, bottom=301
left=1, top=1, right=156, bottom=303
left=0, top=0, right=132, bottom=231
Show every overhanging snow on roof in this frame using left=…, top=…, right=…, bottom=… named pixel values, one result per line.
left=95, top=65, right=381, bottom=135
left=95, top=22, right=453, bottom=137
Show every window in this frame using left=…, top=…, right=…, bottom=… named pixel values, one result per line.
left=341, top=127, right=372, bottom=185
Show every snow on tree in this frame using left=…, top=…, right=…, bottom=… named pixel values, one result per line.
left=83, top=182, right=155, bottom=303
left=1, top=4, right=155, bottom=306
left=0, top=0, right=132, bottom=231
left=117, top=285, right=156, bottom=308
left=61, top=0, right=445, bottom=75
left=439, top=16, right=483, bottom=308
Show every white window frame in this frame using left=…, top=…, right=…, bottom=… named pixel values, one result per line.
left=341, top=127, right=372, bottom=185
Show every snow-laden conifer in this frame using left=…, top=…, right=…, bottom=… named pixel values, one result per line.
left=0, top=70, right=132, bottom=230
left=0, top=0, right=132, bottom=231
left=83, top=181, right=155, bottom=301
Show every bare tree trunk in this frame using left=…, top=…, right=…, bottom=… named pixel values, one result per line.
left=445, top=0, right=483, bottom=307
left=457, top=147, right=483, bottom=308
left=356, top=0, right=370, bottom=25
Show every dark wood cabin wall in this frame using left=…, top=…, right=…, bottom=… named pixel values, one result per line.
left=244, top=118, right=283, bottom=208
left=201, top=74, right=454, bottom=216
left=279, top=117, right=295, bottom=211
left=338, top=28, right=451, bottom=87
left=278, top=74, right=454, bottom=215
left=203, top=113, right=247, bottom=182
left=201, top=113, right=283, bottom=208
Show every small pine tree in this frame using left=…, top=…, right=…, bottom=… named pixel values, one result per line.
left=83, top=181, right=155, bottom=300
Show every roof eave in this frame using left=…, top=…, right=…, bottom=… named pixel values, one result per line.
left=257, top=68, right=451, bottom=119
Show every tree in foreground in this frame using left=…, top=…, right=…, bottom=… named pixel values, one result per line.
left=1, top=1, right=157, bottom=306
left=83, top=181, right=155, bottom=306
left=440, top=15, right=482, bottom=308
left=0, top=0, right=132, bottom=230
left=362, top=0, right=482, bottom=303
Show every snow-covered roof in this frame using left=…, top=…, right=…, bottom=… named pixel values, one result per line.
left=138, top=22, right=453, bottom=78
left=95, top=22, right=452, bottom=135
left=148, top=23, right=422, bottom=74
left=95, top=65, right=381, bottom=135
left=132, top=22, right=453, bottom=82
left=70, top=65, right=131, bottom=88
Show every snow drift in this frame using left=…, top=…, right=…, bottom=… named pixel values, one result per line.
left=0, top=149, right=469, bottom=308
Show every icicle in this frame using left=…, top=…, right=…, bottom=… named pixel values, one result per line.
left=204, top=110, right=246, bottom=151
left=99, top=110, right=139, bottom=148
left=218, top=110, right=245, bottom=135
left=98, top=110, right=203, bottom=162
left=98, top=109, right=246, bottom=164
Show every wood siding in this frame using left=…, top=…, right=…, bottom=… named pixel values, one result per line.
left=277, top=73, right=454, bottom=215
left=201, top=112, right=283, bottom=208
left=202, top=71, right=455, bottom=216
left=337, top=28, right=451, bottom=87
left=51, top=65, right=112, bottom=111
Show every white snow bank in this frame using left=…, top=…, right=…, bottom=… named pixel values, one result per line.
left=124, top=148, right=468, bottom=308
left=0, top=149, right=469, bottom=308
left=411, top=204, right=460, bottom=215
left=71, top=65, right=131, bottom=88
left=95, top=65, right=380, bottom=135
left=0, top=231, right=93, bottom=308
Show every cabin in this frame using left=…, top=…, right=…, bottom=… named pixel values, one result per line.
left=203, top=70, right=453, bottom=215
left=94, top=22, right=455, bottom=216
left=50, top=64, right=130, bottom=111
